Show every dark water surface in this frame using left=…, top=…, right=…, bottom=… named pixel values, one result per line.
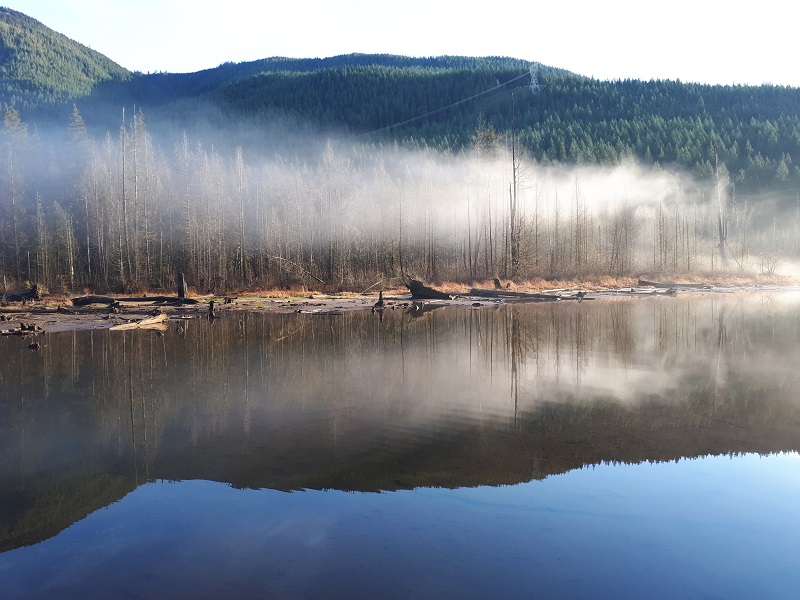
left=2, top=293, right=800, bottom=599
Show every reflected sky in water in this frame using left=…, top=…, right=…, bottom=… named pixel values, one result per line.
left=2, top=294, right=800, bottom=598
left=3, top=452, right=800, bottom=599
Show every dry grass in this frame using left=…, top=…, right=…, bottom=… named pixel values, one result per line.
left=160, top=272, right=800, bottom=298
left=5, top=272, right=799, bottom=310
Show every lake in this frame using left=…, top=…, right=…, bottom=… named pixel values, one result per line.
left=2, top=293, right=800, bottom=599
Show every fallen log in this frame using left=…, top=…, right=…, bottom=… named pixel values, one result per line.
left=609, top=287, right=677, bottom=296
left=0, top=328, right=26, bottom=336
left=469, top=288, right=560, bottom=301
left=109, top=313, right=169, bottom=331
left=407, top=279, right=455, bottom=300
left=2, top=285, right=41, bottom=303
left=71, top=295, right=198, bottom=306
left=1, top=322, right=44, bottom=335
left=638, top=280, right=710, bottom=290
left=406, top=301, right=446, bottom=318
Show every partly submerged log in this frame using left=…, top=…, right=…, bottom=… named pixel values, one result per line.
left=407, top=279, right=455, bottom=300
left=406, top=301, right=446, bottom=318
left=109, top=313, right=168, bottom=331
left=71, top=295, right=199, bottom=306
left=1, top=322, right=44, bottom=335
left=469, top=288, right=560, bottom=301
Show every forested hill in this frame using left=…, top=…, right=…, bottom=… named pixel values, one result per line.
left=209, top=67, right=800, bottom=189
left=3, top=7, right=800, bottom=190
left=5, top=8, right=800, bottom=293
left=129, top=58, right=800, bottom=190
left=0, top=7, right=130, bottom=107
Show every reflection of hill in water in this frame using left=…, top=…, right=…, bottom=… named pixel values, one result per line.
left=0, top=472, right=135, bottom=553
left=154, top=389, right=800, bottom=492
left=2, top=294, right=800, bottom=551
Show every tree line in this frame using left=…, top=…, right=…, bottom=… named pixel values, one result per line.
left=4, top=3, right=800, bottom=192
left=7, top=12, right=800, bottom=197
left=1, top=105, right=798, bottom=295
left=209, top=63, right=800, bottom=192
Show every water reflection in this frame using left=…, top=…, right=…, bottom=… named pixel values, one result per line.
left=4, top=453, right=800, bottom=600
left=2, top=293, right=800, bottom=552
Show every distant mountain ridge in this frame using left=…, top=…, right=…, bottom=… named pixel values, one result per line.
left=3, top=7, right=800, bottom=190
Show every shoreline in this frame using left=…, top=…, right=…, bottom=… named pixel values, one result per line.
left=3, top=280, right=800, bottom=336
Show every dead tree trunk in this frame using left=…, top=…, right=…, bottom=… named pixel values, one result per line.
left=177, top=272, right=187, bottom=299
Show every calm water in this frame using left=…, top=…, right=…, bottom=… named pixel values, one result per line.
left=2, top=293, right=800, bottom=599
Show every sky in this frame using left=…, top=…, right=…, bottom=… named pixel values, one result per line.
left=2, top=0, right=798, bottom=87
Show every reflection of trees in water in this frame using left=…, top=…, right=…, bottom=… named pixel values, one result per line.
left=460, top=296, right=800, bottom=416
left=2, top=296, right=800, bottom=484
left=4, top=295, right=800, bottom=550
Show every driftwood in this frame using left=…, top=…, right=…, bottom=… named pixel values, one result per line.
left=638, top=280, right=710, bottom=290
left=469, top=288, right=560, bottom=301
left=109, top=313, right=168, bottom=331
left=1, top=329, right=26, bottom=336
left=1, top=322, right=44, bottom=335
left=2, top=285, right=41, bottom=303
left=600, top=287, right=677, bottom=297
left=406, top=301, right=446, bottom=318
left=407, top=279, right=455, bottom=300
left=71, top=295, right=199, bottom=306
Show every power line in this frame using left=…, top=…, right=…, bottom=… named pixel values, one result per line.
left=359, top=69, right=532, bottom=137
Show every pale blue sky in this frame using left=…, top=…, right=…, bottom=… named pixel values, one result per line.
left=3, top=0, right=797, bottom=86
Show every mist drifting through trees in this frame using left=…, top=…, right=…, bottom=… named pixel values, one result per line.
left=1, top=105, right=798, bottom=295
